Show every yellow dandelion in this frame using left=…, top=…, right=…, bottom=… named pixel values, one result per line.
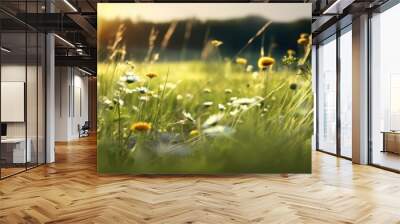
left=257, top=56, right=275, bottom=70
left=145, top=73, right=158, bottom=79
left=211, top=40, right=223, bottom=47
left=297, top=37, right=309, bottom=46
left=235, top=57, right=247, bottom=65
left=130, top=122, right=151, bottom=132
left=189, top=129, right=199, bottom=137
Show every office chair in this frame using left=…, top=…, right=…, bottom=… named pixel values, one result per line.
left=79, top=121, right=90, bottom=138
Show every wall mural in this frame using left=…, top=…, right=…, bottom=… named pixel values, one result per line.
left=97, top=3, right=313, bottom=174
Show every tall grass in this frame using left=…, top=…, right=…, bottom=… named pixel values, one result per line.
left=98, top=19, right=312, bottom=174
left=98, top=59, right=313, bottom=174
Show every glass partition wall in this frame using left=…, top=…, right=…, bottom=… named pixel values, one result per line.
left=0, top=2, right=46, bottom=179
left=316, top=25, right=352, bottom=159
left=339, top=26, right=352, bottom=159
left=316, top=0, right=400, bottom=171
left=370, top=2, right=400, bottom=171
left=317, top=35, right=337, bottom=155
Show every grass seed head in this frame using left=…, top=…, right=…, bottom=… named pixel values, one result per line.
left=211, top=40, right=223, bottom=47
left=289, top=83, right=298, bottom=90
left=287, top=49, right=296, bottom=56
left=297, top=37, right=309, bottom=46
left=300, top=33, right=309, bottom=39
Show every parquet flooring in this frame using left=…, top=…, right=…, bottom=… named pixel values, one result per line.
left=1, top=135, right=400, bottom=223
left=0, top=167, right=26, bottom=178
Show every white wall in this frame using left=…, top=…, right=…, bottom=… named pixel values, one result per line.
left=46, top=33, right=56, bottom=163
left=1, top=65, right=26, bottom=139
left=55, top=67, right=89, bottom=141
left=72, top=73, right=89, bottom=138
left=55, top=67, right=70, bottom=141
left=1, top=65, right=40, bottom=137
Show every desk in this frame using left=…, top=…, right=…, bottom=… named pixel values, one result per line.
left=381, top=131, right=400, bottom=154
left=1, top=138, right=31, bottom=163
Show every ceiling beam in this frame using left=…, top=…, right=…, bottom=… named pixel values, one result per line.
left=67, top=13, right=97, bottom=40
left=323, top=0, right=356, bottom=14
left=55, top=55, right=96, bottom=70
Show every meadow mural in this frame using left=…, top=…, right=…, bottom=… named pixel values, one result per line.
left=97, top=3, right=313, bottom=174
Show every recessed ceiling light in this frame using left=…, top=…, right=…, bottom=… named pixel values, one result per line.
left=63, top=0, right=78, bottom=12
left=54, top=34, right=75, bottom=48
left=78, top=67, right=93, bottom=76
left=1, top=47, right=11, bottom=53
left=322, top=0, right=355, bottom=15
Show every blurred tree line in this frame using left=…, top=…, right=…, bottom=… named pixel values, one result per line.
left=98, top=16, right=310, bottom=62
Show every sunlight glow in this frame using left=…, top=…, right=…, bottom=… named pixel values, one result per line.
left=98, top=3, right=311, bottom=23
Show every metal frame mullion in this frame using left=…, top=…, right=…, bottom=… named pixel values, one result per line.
left=336, top=25, right=341, bottom=157
left=36, top=0, right=39, bottom=168
left=44, top=0, right=48, bottom=165
left=25, top=0, right=28, bottom=171
left=315, top=44, right=320, bottom=151
left=0, top=20, right=2, bottom=179
left=367, top=10, right=374, bottom=167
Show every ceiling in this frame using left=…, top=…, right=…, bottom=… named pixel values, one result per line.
left=0, top=0, right=390, bottom=75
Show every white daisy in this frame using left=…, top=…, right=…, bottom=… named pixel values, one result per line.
left=185, top=93, right=194, bottom=100
left=121, top=71, right=140, bottom=84
left=203, top=101, right=214, bottom=107
left=203, top=125, right=235, bottom=137
left=139, top=96, right=150, bottom=101
left=202, top=113, right=224, bottom=128
left=231, top=98, right=256, bottom=106
left=182, top=111, right=195, bottom=122
left=136, top=86, right=149, bottom=94
left=203, top=88, right=211, bottom=94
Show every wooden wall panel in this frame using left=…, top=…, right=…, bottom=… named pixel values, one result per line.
left=88, top=77, right=97, bottom=133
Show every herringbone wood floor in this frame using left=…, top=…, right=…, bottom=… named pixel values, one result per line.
left=1, top=136, right=400, bottom=224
